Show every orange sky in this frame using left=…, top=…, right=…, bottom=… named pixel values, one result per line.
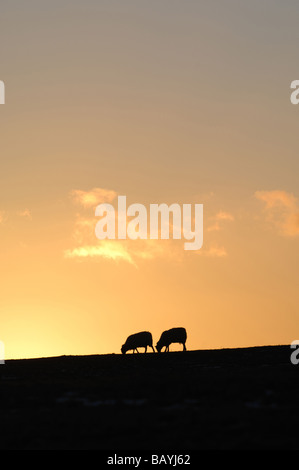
left=1, top=1, right=299, bottom=359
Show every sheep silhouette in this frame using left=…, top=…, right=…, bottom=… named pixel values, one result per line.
left=121, top=331, right=155, bottom=354
left=156, top=327, right=187, bottom=353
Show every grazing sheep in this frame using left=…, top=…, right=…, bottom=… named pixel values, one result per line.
left=156, top=327, right=187, bottom=353
left=121, top=331, right=155, bottom=354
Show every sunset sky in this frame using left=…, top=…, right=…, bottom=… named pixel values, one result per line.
left=1, top=1, right=299, bottom=359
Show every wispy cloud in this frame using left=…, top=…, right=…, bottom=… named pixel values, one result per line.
left=64, top=241, right=136, bottom=265
left=207, top=210, right=234, bottom=232
left=0, top=209, right=33, bottom=225
left=214, top=211, right=235, bottom=221
left=255, top=190, right=296, bottom=210
left=17, top=209, right=32, bottom=220
left=255, top=190, right=299, bottom=237
left=198, top=244, right=228, bottom=257
left=64, top=239, right=183, bottom=267
left=70, top=187, right=117, bottom=208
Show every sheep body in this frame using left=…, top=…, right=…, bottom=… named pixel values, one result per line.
left=156, top=327, right=187, bottom=353
left=121, top=331, right=155, bottom=354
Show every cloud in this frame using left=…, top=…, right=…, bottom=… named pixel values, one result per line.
left=70, top=187, right=117, bottom=208
left=64, top=239, right=183, bottom=267
left=255, top=190, right=299, bottom=237
left=17, top=209, right=32, bottom=220
left=207, top=210, right=234, bottom=232
left=64, top=241, right=136, bottom=265
left=255, top=190, right=296, bottom=210
left=198, top=244, right=228, bottom=257
left=0, top=209, right=32, bottom=225
left=71, top=214, right=96, bottom=244
left=214, top=211, right=235, bottom=221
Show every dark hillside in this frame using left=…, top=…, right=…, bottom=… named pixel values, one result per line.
left=0, top=345, right=298, bottom=449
